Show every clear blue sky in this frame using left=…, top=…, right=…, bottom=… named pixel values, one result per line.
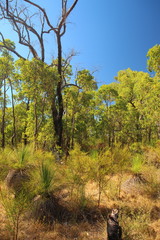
left=1, top=0, right=160, bottom=85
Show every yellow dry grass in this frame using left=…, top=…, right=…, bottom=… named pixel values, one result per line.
left=0, top=173, right=160, bottom=240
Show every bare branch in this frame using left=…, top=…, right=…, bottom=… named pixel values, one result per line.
left=0, top=32, right=26, bottom=59
left=59, top=0, right=79, bottom=35
left=62, top=50, right=77, bottom=78
left=23, top=0, right=57, bottom=32
left=1, top=0, right=46, bottom=60
left=61, top=83, right=81, bottom=90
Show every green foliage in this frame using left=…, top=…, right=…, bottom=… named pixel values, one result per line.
left=0, top=142, right=159, bottom=239
left=0, top=43, right=160, bottom=154
left=111, top=144, right=131, bottom=172
left=131, top=154, right=144, bottom=175
left=147, top=44, right=160, bottom=74
left=89, top=149, right=114, bottom=206
left=28, top=153, right=58, bottom=197
left=0, top=147, right=12, bottom=180
left=39, top=163, right=54, bottom=195
left=15, top=58, right=58, bottom=100
left=0, top=6, right=159, bottom=239
left=97, top=83, right=118, bottom=105
left=64, top=144, right=91, bottom=207
left=145, top=173, right=160, bottom=199
left=0, top=188, right=29, bottom=240
left=0, top=39, right=15, bottom=58
left=76, top=69, right=97, bottom=90
left=120, top=204, right=151, bottom=240
left=8, top=145, right=34, bottom=169
left=142, top=164, right=160, bottom=198
left=90, top=145, right=131, bottom=202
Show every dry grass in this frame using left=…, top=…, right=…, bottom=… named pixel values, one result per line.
left=0, top=206, right=107, bottom=240
left=1, top=144, right=160, bottom=240
left=0, top=175, right=160, bottom=240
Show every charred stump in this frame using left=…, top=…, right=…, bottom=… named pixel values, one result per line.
left=107, top=209, right=122, bottom=240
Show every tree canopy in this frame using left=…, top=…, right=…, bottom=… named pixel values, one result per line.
left=0, top=1, right=159, bottom=153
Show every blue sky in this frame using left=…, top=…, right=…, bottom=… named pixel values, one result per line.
left=1, top=0, right=160, bottom=85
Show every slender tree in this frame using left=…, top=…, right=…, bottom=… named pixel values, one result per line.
left=0, top=46, right=14, bottom=148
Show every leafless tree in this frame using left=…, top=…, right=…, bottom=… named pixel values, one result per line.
left=0, top=0, right=79, bottom=148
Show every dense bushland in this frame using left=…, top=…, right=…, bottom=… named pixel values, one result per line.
left=0, top=45, right=160, bottom=153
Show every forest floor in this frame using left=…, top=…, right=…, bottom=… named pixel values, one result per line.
left=0, top=173, right=160, bottom=240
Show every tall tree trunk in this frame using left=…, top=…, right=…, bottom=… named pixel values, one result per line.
left=9, top=79, right=16, bottom=147
left=136, top=113, right=142, bottom=142
left=23, top=99, right=30, bottom=146
left=52, top=32, right=64, bottom=148
left=71, top=111, right=75, bottom=149
left=148, top=127, right=152, bottom=143
left=34, top=98, right=38, bottom=149
left=1, top=79, right=6, bottom=148
left=157, top=121, right=160, bottom=140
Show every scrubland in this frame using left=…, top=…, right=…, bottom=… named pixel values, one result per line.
left=0, top=143, right=160, bottom=240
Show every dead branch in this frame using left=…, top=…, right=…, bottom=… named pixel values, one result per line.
left=23, top=0, right=57, bottom=33
left=59, top=0, right=78, bottom=36
left=61, top=83, right=81, bottom=90
left=0, top=32, right=26, bottom=59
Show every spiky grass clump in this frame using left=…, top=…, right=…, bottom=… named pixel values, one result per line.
left=131, top=154, right=144, bottom=176
left=39, top=163, right=54, bottom=196
left=3, top=145, right=34, bottom=194
left=10, top=145, right=34, bottom=169
left=28, top=157, right=59, bottom=198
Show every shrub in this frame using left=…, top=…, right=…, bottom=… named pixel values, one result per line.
left=143, top=167, right=160, bottom=199
left=119, top=204, right=153, bottom=240
left=65, top=144, right=91, bottom=208
left=0, top=187, right=30, bottom=240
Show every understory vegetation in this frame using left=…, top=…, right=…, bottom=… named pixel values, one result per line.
left=0, top=143, right=160, bottom=240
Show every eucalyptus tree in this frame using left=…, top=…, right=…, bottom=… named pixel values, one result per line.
left=0, top=0, right=79, bottom=149
left=114, top=68, right=159, bottom=144
left=147, top=45, right=160, bottom=140
left=147, top=44, right=160, bottom=76
left=15, top=58, right=58, bottom=148
left=63, top=69, right=98, bottom=151
left=0, top=42, right=15, bottom=148
left=74, top=70, right=98, bottom=149
left=96, top=83, right=118, bottom=147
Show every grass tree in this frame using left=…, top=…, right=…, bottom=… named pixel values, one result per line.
left=131, top=154, right=144, bottom=179
left=28, top=154, right=63, bottom=224
left=5, top=145, right=34, bottom=194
